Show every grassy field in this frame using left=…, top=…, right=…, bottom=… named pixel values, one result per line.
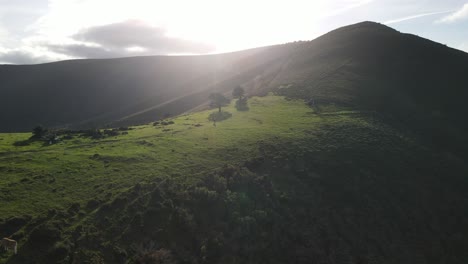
left=0, top=96, right=376, bottom=253
left=0, top=96, right=371, bottom=219
left=3, top=95, right=466, bottom=263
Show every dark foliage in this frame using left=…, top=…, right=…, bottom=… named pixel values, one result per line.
left=209, top=93, right=230, bottom=112
left=0, top=216, right=31, bottom=238
left=235, top=97, right=249, bottom=111
left=232, top=86, right=245, bottom=99
left=31, top=126, right=46, bottom=139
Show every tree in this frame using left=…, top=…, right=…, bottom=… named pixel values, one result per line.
left=209, top=93, right=230, bottom=112
left=32, top=125, right=46, bottom=139
left=232, top=86, right=245, bottom=100
left=233, top=86, right=248, bottom=111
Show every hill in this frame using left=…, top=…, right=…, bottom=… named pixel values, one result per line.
left=1, top=21, right=468, bottom=263
left=1, top=96, right=468, bottom=263
left=2, top=22, right=468, bottom=155
left=0, top=45, right=295, bottom=132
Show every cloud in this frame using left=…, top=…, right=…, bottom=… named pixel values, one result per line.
left=1, top=19, right=216, bottom=63
left=0, top=48, right=53, bottom=64
left=71, top=20, right=214, bottom=56
left=45, top=43, right=121, bottom=59
left=42, top=20, right=216, bottom=59
left=437, top=3, right=468, bottom=23
left=384, top=10, right=453, bottom=25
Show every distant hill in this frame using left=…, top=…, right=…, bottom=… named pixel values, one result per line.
left=2, top=21, right=468, bottom=153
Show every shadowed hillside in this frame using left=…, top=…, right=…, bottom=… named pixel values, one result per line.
left=2, top=96, right=468, bottom=263
left=263, top=22, right=468, bottom=155
left=0, top=45, right=299, bottom=132
left=2, top=21, right=468, bottom=264
left=2, top=22, right=468, bottom=145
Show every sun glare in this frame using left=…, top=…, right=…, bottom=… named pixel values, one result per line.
left=39, top=0, right=328, bottom=53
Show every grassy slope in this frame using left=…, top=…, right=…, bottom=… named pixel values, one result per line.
left=0, top=96, right=340, bottom=217
left=1, top=95, right=468, bottom=263
left=0, top=96, right=379, bottom=259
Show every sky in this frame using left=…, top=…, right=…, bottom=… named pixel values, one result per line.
left=0, top=0, right=467, bottom=64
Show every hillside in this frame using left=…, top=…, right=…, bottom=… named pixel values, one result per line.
left=0, top=45, right=296, bottom=132
left=3, top=22, right=468, bottom=138
left=1, top=21, right=468, bottom=263
left=1, top=96, right=468, bottom=263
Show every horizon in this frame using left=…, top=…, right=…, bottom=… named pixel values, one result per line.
left=1, top=0, right=468, bottom=64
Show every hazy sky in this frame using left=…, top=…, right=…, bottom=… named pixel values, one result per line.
left=0, top=0, right=467, bottom=64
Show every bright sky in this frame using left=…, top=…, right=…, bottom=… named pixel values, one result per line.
left=0, top=0, right=467, bottom=64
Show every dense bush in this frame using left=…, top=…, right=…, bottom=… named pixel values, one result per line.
left=28, top=222, right=62, bottom=248
left=235, top=97, right=249, bottom=111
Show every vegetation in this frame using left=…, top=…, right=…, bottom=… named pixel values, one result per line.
left=233, top=86, right=249, bottom=111
left=235, top=97, right=249, bottom=111
left=232, top=86, right=245, bottom=100
left=1, top=95, right=468, bottom=263
left=208, top=93, right=230, bottom=113
left=31, top=126, right=46, bottom=139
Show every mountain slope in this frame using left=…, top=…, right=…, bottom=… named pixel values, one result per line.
left=1, top=96, right=468, bottom=263
left=0, top=46, right=282, bottom=131
left=2, top=22, right=468, bottom=264
left=2, top=21, right=468, bottom=144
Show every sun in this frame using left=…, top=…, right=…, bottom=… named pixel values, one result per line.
left=39, top=0, right=327, bottom=54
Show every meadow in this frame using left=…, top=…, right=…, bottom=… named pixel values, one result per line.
left=0, top=96, right=375, bottom=219
left=3, top=95, right=465, bottom=263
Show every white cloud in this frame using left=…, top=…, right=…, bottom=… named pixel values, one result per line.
left=384, top=10, right=453, bottom=25
left=0, top=46, right=69, bottom=64
left=0, top=24, right=9, bottom=40
left=437, top=3, right=468, bottom=23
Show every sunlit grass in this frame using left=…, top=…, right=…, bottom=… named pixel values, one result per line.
left=0, top=96, right=379, bottom=219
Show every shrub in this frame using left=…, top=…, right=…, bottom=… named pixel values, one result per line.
left=0, top=215, right=31, bottom=236
left=235, top=98, right=249, bottom=111
left=28, top=223, right=62, bottom=248
left=47, top=241, right=71, bottom=262
left=31, top=125, right=46, bottom=139
left=103, top=129, right=119, bottom=136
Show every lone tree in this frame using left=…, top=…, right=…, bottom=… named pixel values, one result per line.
left=209, top=93, right=230, bottom=112
left=31, top=125, right=46, bottom=139
left=232, top=86, right=245, bottom=100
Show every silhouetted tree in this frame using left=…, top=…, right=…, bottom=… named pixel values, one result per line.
left=32, top=125, right=46, bottom=139
left=232, top=86, right=245, bottom=100
left=209, top=93, right=230, bottom=112
left=233, top=86, right=248, bottom=111
left=235, top=97, right=249, bottom=111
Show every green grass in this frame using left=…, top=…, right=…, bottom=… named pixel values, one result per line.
left=0, top=96, right=376, bottom=219
left=2, top=95, right=468, bottom=264
left=0, top=95, right=405, bottom=263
